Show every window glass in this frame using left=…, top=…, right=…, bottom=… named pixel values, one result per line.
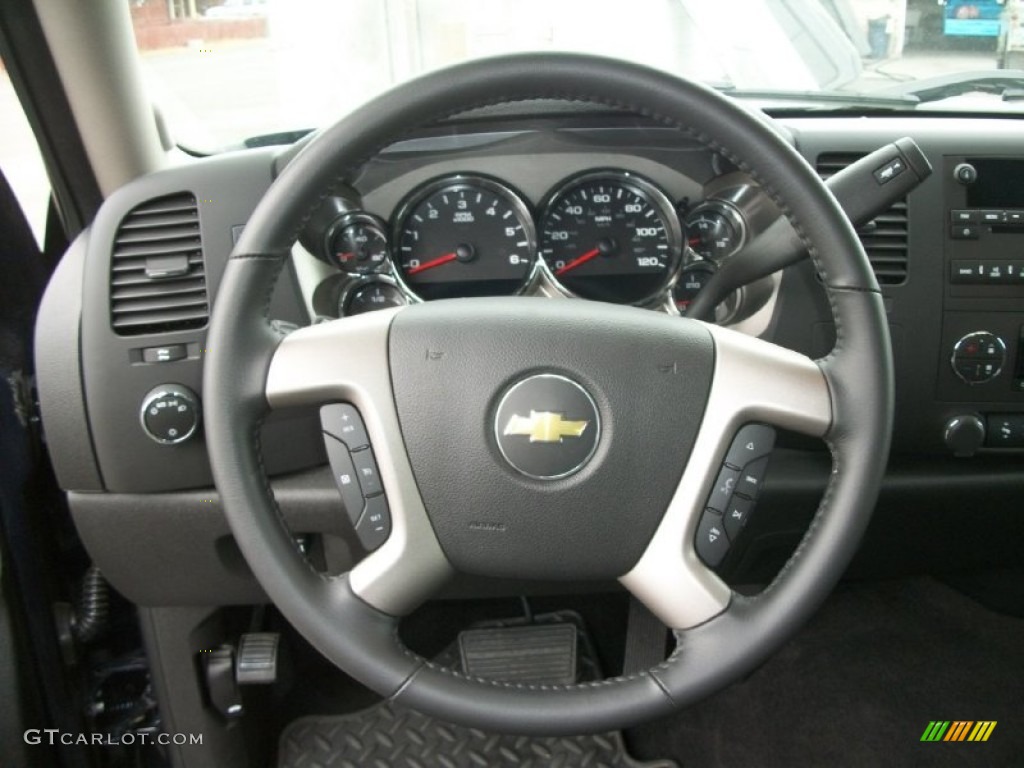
left=128, top=0, right=1024, bottom=152
left=0, top=61, right=50, bottom=248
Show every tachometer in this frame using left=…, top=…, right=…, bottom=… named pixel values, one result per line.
left=539, top=172, right=681, bottom=304
left=393, top=176, right=536, bottom=301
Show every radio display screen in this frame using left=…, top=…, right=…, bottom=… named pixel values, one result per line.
left=966, top=158, right=1024, bottom=209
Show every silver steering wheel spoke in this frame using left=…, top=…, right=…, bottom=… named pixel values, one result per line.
left=620, top=322, right=833, bottom=630
left=265, top=308, right=453, bottom=616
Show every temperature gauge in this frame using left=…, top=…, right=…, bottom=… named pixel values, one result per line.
left=327, top=214, right=389, bottom=275
left=684, top=203, right=746, bottom=261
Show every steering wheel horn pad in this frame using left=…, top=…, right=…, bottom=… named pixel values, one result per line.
left=388, top=298, right=713, bottom=582
left=205, top=52, right=893, bottom=735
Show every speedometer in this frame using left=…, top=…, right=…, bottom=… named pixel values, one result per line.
left=394, top=176, right=536, bottom=301
left=539, top=172, right=681, bottom=305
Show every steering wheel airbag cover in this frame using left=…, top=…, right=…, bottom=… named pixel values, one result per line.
left=389, top=297, right=714, bottom=580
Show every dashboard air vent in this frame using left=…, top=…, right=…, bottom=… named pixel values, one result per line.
left=110, top=192, right=208, bottom=335
left=815, top=153, right=909, bottom=286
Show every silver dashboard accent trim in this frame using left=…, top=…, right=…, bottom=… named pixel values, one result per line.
left=619, top=322, right=832, bottom=630
left=265, top=308, right=453, bottom=615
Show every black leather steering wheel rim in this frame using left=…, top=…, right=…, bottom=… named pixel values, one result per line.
left=204, top=53, right=893, bottom=735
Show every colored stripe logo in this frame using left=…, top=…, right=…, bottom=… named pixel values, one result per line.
left=921, top=721, right=997, bottom=742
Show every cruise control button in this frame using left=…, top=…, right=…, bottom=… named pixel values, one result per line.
left=320, top=403, right=369, bottom=449
left=735, top=456, right=769, bottom=500
left=323, top=435, right=365, bottom=524
left=724, top=424, right=776, bottom=470
left=355, top=494, right=391, bottom=551
left=695, top=509, right=730, bottom=568
left=351, top=447, right=383, bottom=496
left=723, top=495, right=754, bottom=541
left=707, top=466, right=740, bottom=512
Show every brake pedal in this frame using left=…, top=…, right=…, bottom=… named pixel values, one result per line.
left=458, top=623, right=577, bottom=685
left=236, top=632, right=280, bottom=684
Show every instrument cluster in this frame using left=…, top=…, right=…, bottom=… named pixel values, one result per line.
left=313, top=169, right=755, bottom=318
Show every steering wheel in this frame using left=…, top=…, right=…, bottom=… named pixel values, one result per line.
left=204, top=53, right=892, bottom=735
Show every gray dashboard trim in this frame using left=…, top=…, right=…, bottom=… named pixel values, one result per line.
left=35, top=232, right=103, bottom=491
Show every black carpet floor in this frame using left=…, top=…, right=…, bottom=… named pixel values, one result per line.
left=627, top=577, right=1024, bottom=768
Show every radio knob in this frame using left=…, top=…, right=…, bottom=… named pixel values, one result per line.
left=944, top=415, right=985, bottom=458
left=140, top=384, right=200, bottom=445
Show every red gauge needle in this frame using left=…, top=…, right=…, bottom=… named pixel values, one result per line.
left=687, top=237, right=702, bottom=246
left=555, top=247, right=601, bottom=276
left=407, top=252, right=457, bottom=275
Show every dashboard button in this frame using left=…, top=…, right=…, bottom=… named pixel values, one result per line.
left=985, top=414, right=1024, bottom=448
left=980, top=210, right=1004, bottom=224
left=695, top=509, right=730, bottom=568
left=873, top=157, right=905, bottom=184
left=950, top=210, right=977, bottom=223
left=950, top=225, right=979, bottom=240
left=1006, top=210, right=1024, bottom=225
left=142, top=344, right=187, bottom=363
left=723, top=495, right=754, bottom=540
left=954, top=359, right=1001, bottom=384
left=323, top=435, right=365, bottom=524
left=724, top=424, right=776, bottom=470
left=735, top=457, right=769, bottom=500
left=950, top=261, right=983, bottom=283
left=320, top=403, right=370, bottom=449
left=707, top=466, right=740, bottom=512
left=351, top=447, right=383, bottom=496
left=954, top=332, right=1006, bottom=361
left=355, top=494, right=391, bottom=551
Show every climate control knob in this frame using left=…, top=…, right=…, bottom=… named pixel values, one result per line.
left=944, top=414, right=986, bottom=458
left=140, top=384, right=200, bottom=445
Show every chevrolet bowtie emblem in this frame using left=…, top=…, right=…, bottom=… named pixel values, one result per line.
left=503, top=411, right=589, bottom=443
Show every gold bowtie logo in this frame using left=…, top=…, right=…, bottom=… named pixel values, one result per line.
left=503, top=411, right=589, bottom=443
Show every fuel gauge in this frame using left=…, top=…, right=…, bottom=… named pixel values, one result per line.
left=342, top=280, right=407, bottom=316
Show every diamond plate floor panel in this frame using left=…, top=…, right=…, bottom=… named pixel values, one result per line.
left=278, top=702, right=677, bottom=768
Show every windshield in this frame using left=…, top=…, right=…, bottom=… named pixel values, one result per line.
left=131, top=0, right=1024, bottom=151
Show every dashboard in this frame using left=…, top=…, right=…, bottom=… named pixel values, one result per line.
left=35, top=108, right=1024, bottom=605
